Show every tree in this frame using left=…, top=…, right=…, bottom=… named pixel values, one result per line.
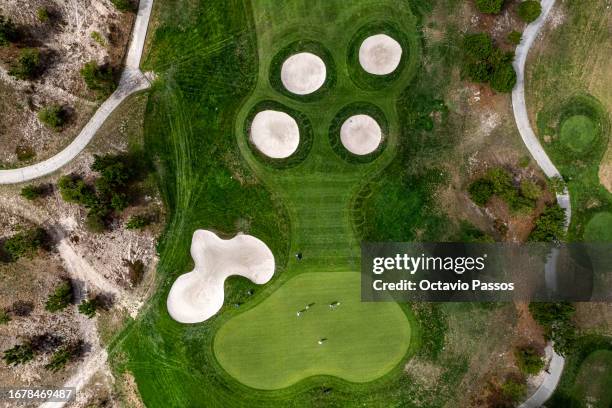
left=20, top=184, right=47, bottom=200
left=515, top=345, right=544, bottom=375
left=490, top=62, right=517, bottom=93
left=80, top=61, right=116, bottom=97
left=529, top=302, right=576, bottom=355
left=58, top=175, right=97, bottom=206
left=9, top=48, right=41, bottom=80
left=463, top=33, right=494, bottom=60
left=2, top=227, right=48, bottom=261
left=528, top=203, right=566, bottom=242
left=78, top=298, right=99, bottom=318
left=507, top=30, right=522, bottom=45
left=38, top=105, right=66, bottom=130
left=3, top=342, right=35, bottom=366
left=468, top=178, right=494, bottom=206
left=45, top=280, right=73, bottom=312
left=520, top=180, right=541, bottom=201
left=475, top=0, right=504, bottom=14
left=0, top=13, right=18, bottom=46
left=44, top=341, right=83, bottom=372
left=518, top=1, right=542, bottom=23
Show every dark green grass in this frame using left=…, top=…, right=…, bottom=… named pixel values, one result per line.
left=548, top=335, right=612, bottom=408
left=535, top=94, right=612, bottom=241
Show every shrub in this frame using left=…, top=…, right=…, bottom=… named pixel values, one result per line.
left=0, top=13, right=18, bottom=46
left=9, top=48, right=41, bottom=80
left=2, top=342, right=35, bottom=366
left=490, top=62, right=517, bottom=93
left=508, top=30, right=522, bottom=45
left=528, top=203, right=566, bottom=242
left=518, top=1, right=542, bottom=23
left=15, top=145, right=35, bottom=161
left=45, top=280, right=73, bottom=312
left=468, top=178, right=495, bottom=206
left=520, top=180, right=541, bottom=201
left=126, top=214, right=151, bottom=230
left=111, top=0, right=136, bottom=12
left=456, top=221, right=494, bottom=243
left=515, top=345, right=544, bottom=375
left=0, top=309, right=10, bottom=325
left=529, top=302, right=576, bottom=355
left=463, top=33, right=493, bottom=60
left=547, top=175, right=566, bottom=193
left=475, top=0, right=504, bottom=14
left=38, top=105, right=66, bottom=130
left=37, top=7, right=50, bottom=23
left=45, top=341, right=83, bottom=372
left=78, top=298, right=99, bottom=318
left=2, top=227, right=48, bottom=261
left=501, top=377, right=527, bottom=403
left=58, top=175, right=96, bottom=206
left=85, top=211, right=106, bottom=233
left=80, top=61, right=116, bottom=97
left=20, top=184, right=46, bottom=200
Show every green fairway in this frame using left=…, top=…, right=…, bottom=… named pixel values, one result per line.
left=560, top=114, right=598, bottom=153
left=584, top=212, right=612, bottom=242
left=571, top=350, right=612, bottom=407
left=214, top=272, right=411, bottom=390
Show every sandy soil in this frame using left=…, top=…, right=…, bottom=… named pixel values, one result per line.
left=250, top=110, right=300, bottom=159
left=340, top=114, right=382, bottom=155
left=167, top=230, right=275, bottom=324
left=280, top=52, right=326, bottom=95
left=358, top=34, right=402, bottom=75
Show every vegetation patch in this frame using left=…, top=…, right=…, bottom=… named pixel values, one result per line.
left=461, top=32, right=516, bottom=93
left=474, top=0, right=505, bottom=14
left=583, top=212, right=612, bottom=242
left=560, top=114, right=598, bottom=154
left=517, top=1, right=542, bottom=23
left=468, top=167, right=540, bottom=213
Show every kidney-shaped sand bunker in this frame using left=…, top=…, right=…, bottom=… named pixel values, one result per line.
left=167, top=230, right=275, bottom=324
left=250, top=110, right=300, bottom=159
left=340, top=114, right=382, bottom=155
left=281, top=52, right=327, bottom=95
left=359, top=34, right=402, bottom=75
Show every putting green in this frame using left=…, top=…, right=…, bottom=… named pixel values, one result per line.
left=214, top=272, right=411, bottom=390
left=571, top=350, right=612, bottom=407
left=560, top=114, right=598, bottom=153
left=584, top=212, right=612, bottom=242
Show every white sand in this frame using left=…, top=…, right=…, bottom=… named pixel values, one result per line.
left=281, top=52, right=326, bottom=95
left=340, top=114, right=382, bottom=155
left=359, top=34, right=402, bottom=75
left=250, top=110, right=300, bottom=159
left=167, top=230, right=275, bottom=324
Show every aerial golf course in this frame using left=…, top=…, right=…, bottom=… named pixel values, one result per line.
left=112, top=0, right=431, bottom=405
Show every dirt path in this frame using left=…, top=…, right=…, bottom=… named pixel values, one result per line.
left=512, top=1, right=567, bottom=407
left=0, top=0, right=154, bottom=185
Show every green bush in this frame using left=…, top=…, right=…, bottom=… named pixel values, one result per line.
left=528, top=203, right=566, bottom=242
left=58, top=175, right=96, bottom=206
left=37, top=7, right=50, bottom=23
left=468, top=178, right=495, bottom=206
left=20, top=184, right=46, bottom=200
left=518, top=1, right=542, bottom=23
left=520, top=180, right=541, bottom=201
left=9, top=48, right=41, bottom=80
left=468, top=168, right=537, bottom=212
left=490, top=62, right=517, bottom=93
left=501, top=378, right=527, bottom=403
left=15, top=145, right=35, bottom=161
left=507, top=30, right=522, bottom=45
left=0, top=13, right=18, bottom=46
left=529, top=302, right=576, bottom=355
left=111, top=0, right=136, bottom=12
left=38, top=105, right=66, bottom=130
left=126, top=214, right=151, bottom=230
left=463, top=33, right=493, bottom=60
left=80, top=61, right=116, bottom=97
left=0, top=309, right=10, bottom=325
left=45, top=281, right=73, bottom=312
left=45, top=341, right=83, bottom=372
left=2, top=227, right=48, bottom=261
left=456, top=221, right=494, bottom=243
left=2, top=342, right=35, bottom=366
left=515, top=345, right=544, bottom=375
left=78, top=298, right=98, bottom=318
left=475, top=0, right=504, bottom=14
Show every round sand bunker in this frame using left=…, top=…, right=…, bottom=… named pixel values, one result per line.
left=340, top=114, right=382, bottom=155
left=281, top=52, right=326, bottom=95
left=359, top=34, right=402, bottom=75
left=250, top=110, right=300, bottom=159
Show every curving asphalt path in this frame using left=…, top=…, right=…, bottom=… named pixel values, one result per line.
left=512, top=1, right=568, bottom=407
left=0, top=0, right=154, bottom=185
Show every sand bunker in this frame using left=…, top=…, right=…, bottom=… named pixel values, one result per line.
left=340, top=114, right=382, bottom=155
left=167, top=230, right=275, bottom=324
left=359, top=34, right=402, bottom=75
left=250, top=110, right=300, bottom=159
left=281, top=52, right=326, bottom=95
